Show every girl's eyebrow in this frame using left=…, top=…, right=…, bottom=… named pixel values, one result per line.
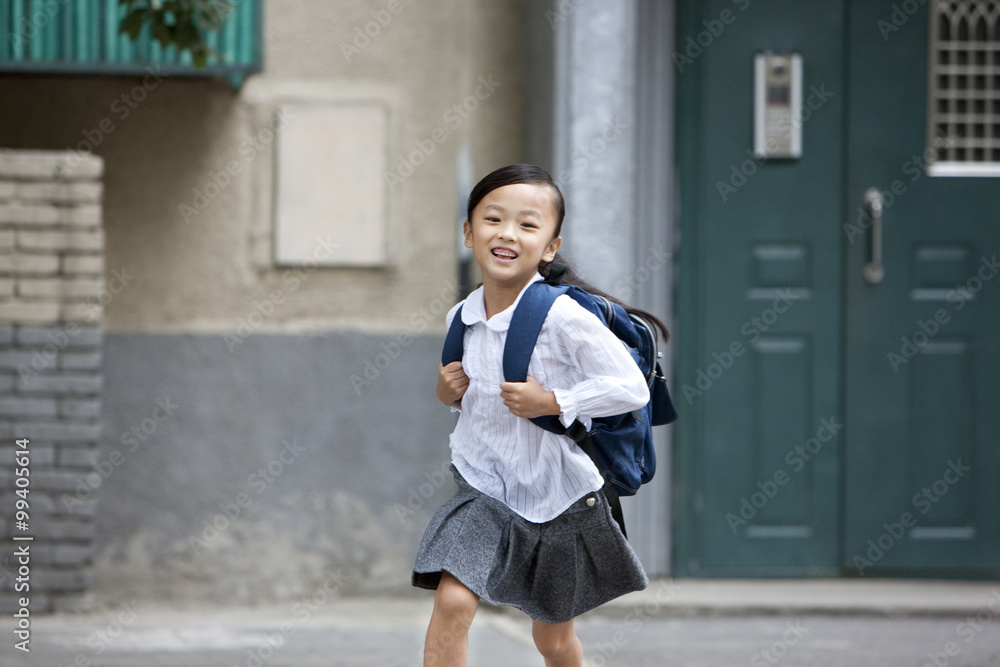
left=484, top=203, right=541, bottom=218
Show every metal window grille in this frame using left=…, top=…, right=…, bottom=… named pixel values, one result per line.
left=928, top=0, right=1000, bottom=176
left=0, top=0, right=261, bottom=90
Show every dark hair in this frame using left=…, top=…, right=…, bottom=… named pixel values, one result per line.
left=466, top=164, right=669, bottom=342
left=466, top=163, right=566, bottom=235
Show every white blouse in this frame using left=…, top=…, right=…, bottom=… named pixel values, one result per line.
left=446, top=274, right=649, bottom=523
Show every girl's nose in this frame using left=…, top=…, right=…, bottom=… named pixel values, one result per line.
left=497, top=223, right=517, bottom=241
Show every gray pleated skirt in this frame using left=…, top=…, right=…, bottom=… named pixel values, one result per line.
left=412, top=465, right=648, bottom=624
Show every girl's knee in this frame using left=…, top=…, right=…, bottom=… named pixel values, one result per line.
left=532, top=620, right=580, bottom=659
left=432, top=572, right=479, bottom=625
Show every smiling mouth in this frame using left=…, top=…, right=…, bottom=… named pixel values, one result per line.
left=491, top=247, right=519, bottom=260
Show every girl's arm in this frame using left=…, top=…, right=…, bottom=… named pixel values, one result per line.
left=547, top=298, right=650, bottom=428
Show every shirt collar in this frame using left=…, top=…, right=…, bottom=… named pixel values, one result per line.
left=461, top=273, right=545, bottom=332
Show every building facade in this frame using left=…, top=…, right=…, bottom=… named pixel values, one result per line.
left=1, top=0, right=997, bottom=610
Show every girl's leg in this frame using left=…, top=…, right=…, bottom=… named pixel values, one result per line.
left=532, top=618, right=583, bottom=667
left=424, top=571, right=480, bottom=667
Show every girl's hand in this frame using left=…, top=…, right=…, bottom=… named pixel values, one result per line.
left=499, top=375, right=561, bottom=419
left=437, top=362, right=469, bottom=409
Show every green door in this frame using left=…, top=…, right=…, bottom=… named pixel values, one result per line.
left=843, top=1, right=1000, bottom=576
left=676, top=0, right=1000, bottom=577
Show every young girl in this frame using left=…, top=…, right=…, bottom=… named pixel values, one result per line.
left=412, top=164, right=668, bottom=667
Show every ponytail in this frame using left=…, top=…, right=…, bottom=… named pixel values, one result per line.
left=539, top=253, right=670, bottom=342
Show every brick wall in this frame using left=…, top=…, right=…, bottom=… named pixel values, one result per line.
left=0, top=149, right=105, bottom=613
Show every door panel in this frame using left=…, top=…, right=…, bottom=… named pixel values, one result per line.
left=678, top=0, right=845, bottom=575
left=843, top=0, right=1000, bottom=574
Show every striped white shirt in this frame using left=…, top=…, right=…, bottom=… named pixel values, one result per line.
left=446, top=274, right=649, bottom=523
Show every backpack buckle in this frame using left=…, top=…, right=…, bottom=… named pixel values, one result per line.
left=565, top=420, right=589, bottom=443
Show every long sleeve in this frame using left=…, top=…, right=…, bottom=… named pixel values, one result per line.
left=544, top=296, right=650, bottom=429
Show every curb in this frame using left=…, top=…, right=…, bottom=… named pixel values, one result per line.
left=585, top=578, right=1000, bottom=619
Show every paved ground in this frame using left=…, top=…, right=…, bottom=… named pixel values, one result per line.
left=12, top=579, right=1000, bottom=666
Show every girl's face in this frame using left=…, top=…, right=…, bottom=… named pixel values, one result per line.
left=464, top=182, right=562, bottom=292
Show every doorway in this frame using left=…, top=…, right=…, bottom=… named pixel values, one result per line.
left=674, top=0, right=1000, bottom=577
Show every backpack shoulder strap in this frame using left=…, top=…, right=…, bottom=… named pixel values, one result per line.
left=502, top=282, right=569, bottom=382
left=560, top=284, right=608, bottom=324
left=441, top=305, right=467, bottom=365
left=501, top=282, right=574, bottom=438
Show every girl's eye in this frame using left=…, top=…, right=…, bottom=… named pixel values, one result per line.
left=521, top=222, right=537, bottom=230
left=486, top=216, right=501, bottom=223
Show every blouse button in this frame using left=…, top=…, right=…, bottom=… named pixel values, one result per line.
left=586, top=497, right=596, bottom=507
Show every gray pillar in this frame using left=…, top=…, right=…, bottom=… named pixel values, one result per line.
left=551, top=1, right=638, bottom=292
left=526, top=0, right=676, bottom=575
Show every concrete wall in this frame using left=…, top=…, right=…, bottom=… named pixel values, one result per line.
left=0, top=0, right=527, bottom=603
left=94, top=330, right=458, bottom=600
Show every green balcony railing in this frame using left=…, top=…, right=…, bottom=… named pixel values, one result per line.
left=0, top=0, right=262, bottom=89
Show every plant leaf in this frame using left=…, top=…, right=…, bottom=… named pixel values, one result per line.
left=151, top=21, right=173, bottom=48
left=174, top=20, right=199, bottom=51
left=193, top=47, right=208, bottom=69
left=118, top=0, right=232, bottom=68
left=119, top=11, right=146, bottom=40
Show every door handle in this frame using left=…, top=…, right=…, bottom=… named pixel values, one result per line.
left=863, top=188, right=884, bottom=284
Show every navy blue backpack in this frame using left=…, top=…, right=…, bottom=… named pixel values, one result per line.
left=442, top=278, right=678, bottom=537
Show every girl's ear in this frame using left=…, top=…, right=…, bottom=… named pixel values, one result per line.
left=543, top=235, right=562, bottom=262
left=463, top=220, right=473, bottom=248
